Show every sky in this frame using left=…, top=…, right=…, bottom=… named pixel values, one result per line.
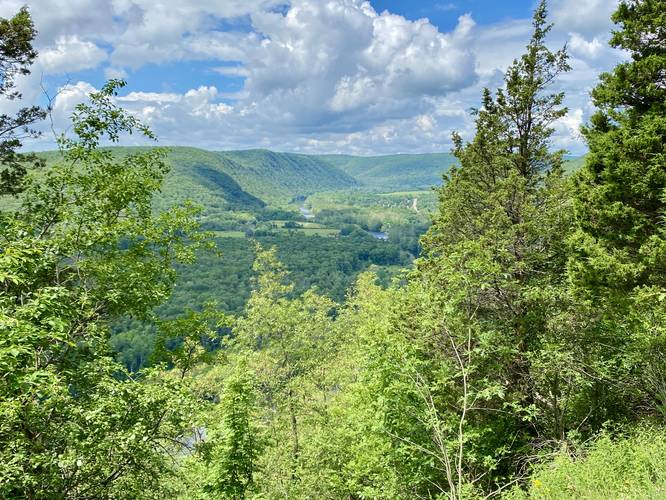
left=0, top=0, right=624, bottom=155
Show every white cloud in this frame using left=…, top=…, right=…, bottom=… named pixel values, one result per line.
left=109, top=86, right=232, bottom=134
left=416, top=114, right=436, bottom=132
left=213, top=66, right=250, bottom=77
left=53, top=81, right=97, bottom=112
left=40, top=36, right=107, bottom=74
left=330, top=76, right=377, bottom=112
left=44, top=81, right=97, bottom=136
left=238, top=2, right=477, bottom=132
left=4, top=0, right=629, bottom=154
left=472, top=19, right=532, bottom=76
left=555, top=107, right=584, bottom=147
left=106, top=1, right=273, bottom=68
left=434, top=3, right=457, bottom=12
left=104, top=67, right=128, bottom=80
left=552, top=0, right=619, bottom=37
left=566, top=32, right=627, bottom=72
left=568, top=33, right=605, bottom=60
left=117, top=91, right=182, bottom=103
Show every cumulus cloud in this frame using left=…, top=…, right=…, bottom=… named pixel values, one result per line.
left=464, top=0, right=626, bottom=154
left=568, top=33, right=605, bottom=60
left=552, top=0, right=619, bottom=37
left=553, top=107, right=585, bottom=150
left=52, top=81, right=97, bottom=112
left=106, top=0, right=274, bottom=68
left=116, top=87, right=232, bottom=120
left=239, top=1, right=477, bottom=132
left=472, top=19, right=532, bottom=76
left=33, top=81, right=98, bottom=139
left=42, top=80, right=462, bottom=154
left=104, top=67, right=128, bottom=80
left=0, top=0, right=116, bottom=43
left=3, top=0, right=629, bottom=154
left=213, top=66, right=250, bottom=77
left=40, top=36, right=107, bottom=74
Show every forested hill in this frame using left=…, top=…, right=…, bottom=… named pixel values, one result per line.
left=20, top=148, right=583, bottom=217
left=216, top=149, right=359, bottom=202
left=317, top=152, right=457, bottom=190
left=152, top=148, right=266, bottom=213
left=18, top=147, right=359, bottom=212
left=27, top=147, right=457, bottom=208
left=169, top=148, right=457, bottom=201
left=159, top=147, right=359, bottom=207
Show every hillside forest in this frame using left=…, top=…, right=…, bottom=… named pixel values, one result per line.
left=1, top=1, right=665, bottom=498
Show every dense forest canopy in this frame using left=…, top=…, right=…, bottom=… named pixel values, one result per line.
left=0, top=0, right=665, bottom=498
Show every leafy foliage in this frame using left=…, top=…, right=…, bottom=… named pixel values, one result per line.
left=203, top=360, right=262, bottom=498
left=506, top=428, right=666, bottom=499
left=111, top=231, right=412, bottom=371
left=0, top=80, right=208, bottom=497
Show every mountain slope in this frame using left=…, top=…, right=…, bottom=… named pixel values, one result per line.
left=217, top=149, right=359, bottom=202
left=128, top=147, right=360, bottom=211
left=317, top=153, right=457, bottom=190
left=9, top=147, right=585, bottom=218
left=151, top=148, right=265, bottom=216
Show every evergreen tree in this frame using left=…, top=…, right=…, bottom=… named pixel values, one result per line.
left=413, top=0, right=580, bottom=488
left=569, top=0, right=666, bottom=294
left=568, top=0, right=666, bottom=422
left=0, top=7, right=46, bottom=195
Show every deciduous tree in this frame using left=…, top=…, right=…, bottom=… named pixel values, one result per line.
left=0, top=80, right=207, bottom=497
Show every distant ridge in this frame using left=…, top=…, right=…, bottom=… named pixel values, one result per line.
left=13, top=147, right=584, bottom=217
left=316, top=152, right=457, bottom=190
left=215, top=149, right=359, bottom=201
left=142, top=147, right=359, bottom=213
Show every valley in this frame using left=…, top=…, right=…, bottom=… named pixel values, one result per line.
left=105, top=147, right=450, bottom=369
left=2, top=145, right=584, bottom=372
left=4, top=1, right=662, bottom=496
left=109, top=147, right=586, bottom=371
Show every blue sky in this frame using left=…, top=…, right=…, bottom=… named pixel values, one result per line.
left=0, top=0, right=623, bottom=154
left=374, top=1, right=536, bottom=30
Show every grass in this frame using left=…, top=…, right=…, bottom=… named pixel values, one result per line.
left=287, top=228, right=339, bottom=237
left=211, top=231, right=247, bottom=238
left=504, top=428, right=666, bottom=499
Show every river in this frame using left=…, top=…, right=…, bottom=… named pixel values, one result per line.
left=369, top=231, right=388, bottom=241
left=299, top=206, right=315, bottom=220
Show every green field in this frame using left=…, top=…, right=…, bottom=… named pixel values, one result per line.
left=289, top=227, right=339, bottom=236
left=210, top=230, right=246, bottom=238
left=377, top=190, right=433, bottom=197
